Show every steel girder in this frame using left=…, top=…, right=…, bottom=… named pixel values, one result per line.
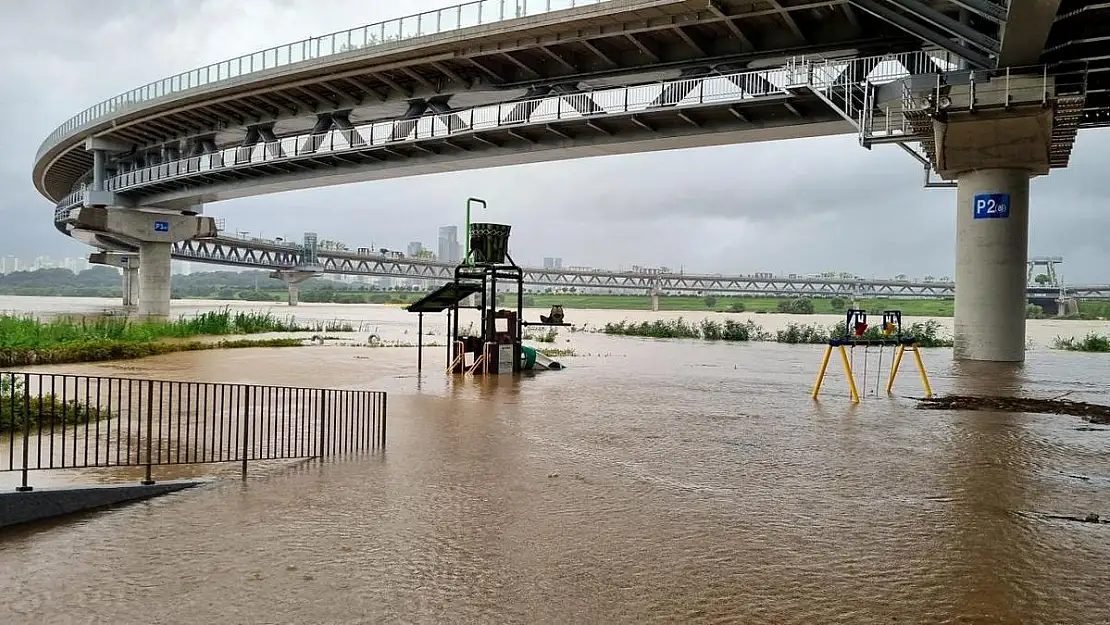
left=847, top=0, right=995, bottom=69
left=170, top=237, right=1110, bottom=298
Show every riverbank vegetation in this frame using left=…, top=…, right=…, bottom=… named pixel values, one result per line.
left=523, top=328, right=559, bottom=343
left=0, top=376, right=112, bottom=434
left=1052, top=332, right=1110, bottom=352
left=0, top=309, right=307, bottom=348
left=0, top=310, right=311, bottom=367
left=537, top=347, right=576, bottom=358
left=602, top=318, right=954, bottom=347
left=7, top=268, right=1110, bottom=320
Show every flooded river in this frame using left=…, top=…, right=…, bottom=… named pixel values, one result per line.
left=1, top=296, right=1109, bottom=624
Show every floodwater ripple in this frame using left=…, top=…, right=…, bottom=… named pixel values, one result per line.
left=0, top=299, right=1108, bottom=624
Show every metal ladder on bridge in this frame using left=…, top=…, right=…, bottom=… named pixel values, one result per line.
left=799, top=55, right=952, bottom=189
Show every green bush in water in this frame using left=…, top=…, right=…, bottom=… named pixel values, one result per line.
left=603, top=319, right=701, bottom=339
left=1053, top=332, right=1110, bottom=352
left=776, top=323, right=830, bottom=344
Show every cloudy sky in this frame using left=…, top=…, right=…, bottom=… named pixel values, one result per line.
left=3, top=0, right=1108, bottom=281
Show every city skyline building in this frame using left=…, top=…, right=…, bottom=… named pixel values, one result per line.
left=438, top=225, right=460, bottom=264
left=0, top=255, right=90, bottom=274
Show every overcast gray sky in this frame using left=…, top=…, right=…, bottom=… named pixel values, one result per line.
left=3, top=0, right=1108, bottom=281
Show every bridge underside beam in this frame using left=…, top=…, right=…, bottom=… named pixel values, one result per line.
left=35, top=0, right=977, bottom=203
left=120, top=94, right=851, bottom=209
left=997, top=0, right=1063, bottom=67
left=238, top=123, right=284, bottom=161
left=390, top=100, right=431, bottom=141
left=847, top=0, right=993, bottom=69
left=426, top=96, right=469, bottom=133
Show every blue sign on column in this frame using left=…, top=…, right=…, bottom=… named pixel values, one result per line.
left=972, top=193, right=1010, bottom=220
left=154, top=220, right=170, bottom=232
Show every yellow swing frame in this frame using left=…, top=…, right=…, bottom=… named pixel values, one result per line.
left=811, top=341, right=933, bottom=403
left=810, top=309, right=932, bottom=403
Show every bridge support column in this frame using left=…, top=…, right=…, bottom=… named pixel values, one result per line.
left=123, top=266, right=140, bottom=308
left=139, top=242, right=172, bottom=319
left=926, top=79, right=1055, bottom=363
left=73, top=207, right=217, bottom=321
left=270, top=270, right=317, bottom=306
left=650, top=291, right=660, bottom=312
left=954, top=169, right=1030, bottom=362
left=88, top=251, right=140, bottom=310
left=1058, top=298, right=1077, bottom=317
left=83, top=137, right=129, bottom=207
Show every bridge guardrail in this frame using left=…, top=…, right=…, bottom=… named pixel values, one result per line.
left=55, top=50, right=961, bottom=205
left=99, top=51, right=950, bottom=197
left=2, top=372, right=386, bottom=490
left=102, top=62, right=797, bottom=194
left=36, top=0, right=608, bottom=163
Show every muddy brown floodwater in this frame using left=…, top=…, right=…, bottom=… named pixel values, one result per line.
left=1, top=298, right=1109, bottom=624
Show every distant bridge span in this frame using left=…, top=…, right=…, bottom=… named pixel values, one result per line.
left=163, top=234, right=1110, bottom=301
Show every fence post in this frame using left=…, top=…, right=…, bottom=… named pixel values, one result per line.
left=17, top=373, right=33, bottom=492
left=241, top=385, right=251, bottom=478
left=379, top=393, right=387, bottom=449
left=142, top=379, right=155, bottom=485
left=317, top=389, right=327, bottom=459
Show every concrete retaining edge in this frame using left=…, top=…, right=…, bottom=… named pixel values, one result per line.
left=0, top=480, right=205, bottom=530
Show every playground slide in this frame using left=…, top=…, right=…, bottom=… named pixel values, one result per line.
left=521, top=345, right=564, bottom=371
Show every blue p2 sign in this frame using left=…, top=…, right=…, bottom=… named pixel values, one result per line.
left=973, top=193, right=1010, bottom=220
left=154, top=220, right=170, bottom=232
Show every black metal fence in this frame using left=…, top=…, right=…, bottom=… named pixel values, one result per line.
left=1, top=372, right=386, bottom=490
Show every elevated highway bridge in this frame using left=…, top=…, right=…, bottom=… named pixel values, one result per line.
left=33, top=0, right=1110, bottom=361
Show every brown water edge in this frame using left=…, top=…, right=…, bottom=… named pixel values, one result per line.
left=0, top=333, right=1107, bottom=624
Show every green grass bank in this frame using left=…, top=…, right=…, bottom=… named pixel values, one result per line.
left=0, top=309, right=314, bottom=368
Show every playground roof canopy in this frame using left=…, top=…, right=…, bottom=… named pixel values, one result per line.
left=405, top=282, right=483, bottom=313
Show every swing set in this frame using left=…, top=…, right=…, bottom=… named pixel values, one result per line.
left=811, top=308, right=933, bottom=403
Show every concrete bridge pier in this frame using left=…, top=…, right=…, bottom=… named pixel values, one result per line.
left=270, top=270, right=317, bottom=306
left=953, top=168, right=1030, bottom=361
left=649, top=278, right=663, bottom=312
left=932, top=84, right=1052, bottom=362
left=1058, top=298, right=1078, bottom=317
left=74, top=207, right=217, bottom=320
left=139, top=242, right=173, bottom=319
left=122, top=266, right=139, bottom=308
left=88, top=251, right=140, bottom=310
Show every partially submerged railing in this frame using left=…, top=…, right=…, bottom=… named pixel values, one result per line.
left=1, top=372, right=386, bottom=490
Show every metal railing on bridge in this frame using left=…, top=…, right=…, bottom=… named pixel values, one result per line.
left=1, top=372, right=386, bottom=491
left=89, top=49, right=992, bottom=198
left=101, top=60, right=801, bottom=195
left=37, top=0, right=609, bottom=162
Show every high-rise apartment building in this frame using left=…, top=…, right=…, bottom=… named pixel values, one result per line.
left=438, top=225, right=460, bottom=264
